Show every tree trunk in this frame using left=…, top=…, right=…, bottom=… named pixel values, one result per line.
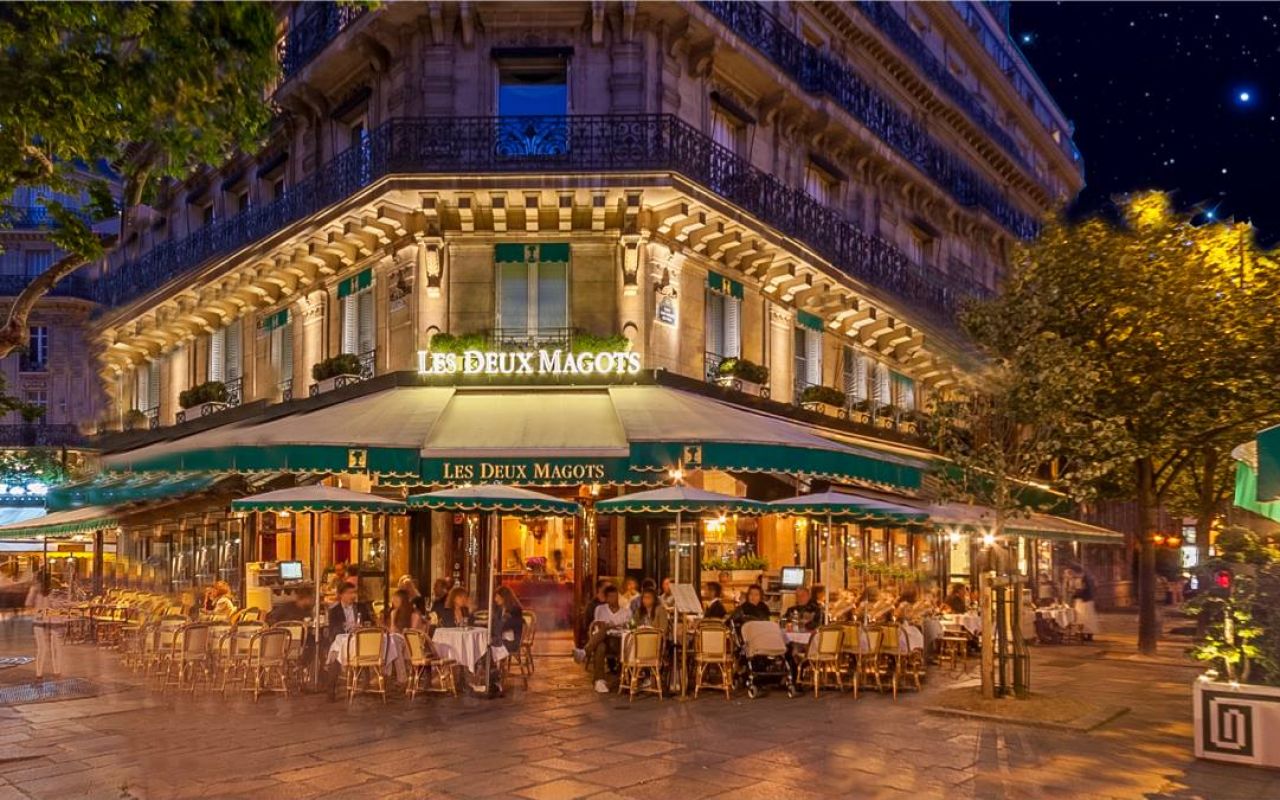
left=1135, top=457, right=1160, bottom=655
left=1194, top=447, right=1218, bottom=567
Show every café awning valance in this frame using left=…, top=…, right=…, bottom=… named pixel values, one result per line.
left=0, top=506, right=117, bottom=539
left=231, top=485, right=405, bottom=514
left=595, top=486, right=767, bottom=516
left=407, top=485, right=579, bottom=515
left=768, top=491, right=930, bottom=524
left=919, top=501, right=1124, bottom=543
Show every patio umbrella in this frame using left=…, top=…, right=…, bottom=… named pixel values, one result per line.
left=406, top=484, right=579, bottom=695
left=231, top=485, right=407, bottom=687
left=769, top=491, right=929, bottom=590
left=595, top=485, right=766, bottom=696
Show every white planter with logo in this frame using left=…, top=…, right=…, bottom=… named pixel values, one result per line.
left=1193, top=677, right=1280, bottom=767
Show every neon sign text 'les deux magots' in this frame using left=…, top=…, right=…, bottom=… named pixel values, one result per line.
left=416, top=349, right=642, bottom=377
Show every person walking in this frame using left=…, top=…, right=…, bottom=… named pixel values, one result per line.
left=27, top=572, right=67, bottom=681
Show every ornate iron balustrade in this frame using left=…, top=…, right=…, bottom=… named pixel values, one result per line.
left=0, top=205, right=94, bottom=229
left=700, top=1, right=1038, bottom=239
left=0, top=273, right=98, bottom=301
left=0, top=423, right=87, bottom=448
left=279, top=378, right=293, bottom=402
left=704, top=351, right=725, bottom=383
left=278, top=2, right=367, bottom=79
left=488, top=327, right=574, bottom=351
left=99, top=115, right=992, bottom=327
left=308, top=349, right=375, bottom=397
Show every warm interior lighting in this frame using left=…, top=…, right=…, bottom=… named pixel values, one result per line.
left=981, top=532, right=995, bottom=547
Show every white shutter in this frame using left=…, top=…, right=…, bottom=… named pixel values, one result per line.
left=873, top=362, right=891, bottom=408
left=341, top=294, right=358, bottom=354
left=498, top=261, right=529, bottom=333
left=148, top=360, right=161, bottom=411
left=805, top=329, right=823, bottom=386
left=357, top=289, right=375, bottom=354
left=134, top=364, right=149, bottom=411
left=852, top=351, right=868, bottom=402
left=281, top=322, right=294, bottom=382
left=841, top=347, right=855, bottom=397
left=536, top=260, right=568, bottom=330
left=704, top=291, right=723, bottom=357
left=209, top=329, right=225, bottom=383
left=724, top=296, right=741, bottom=358
left=224, top=319, right=242, bottom=380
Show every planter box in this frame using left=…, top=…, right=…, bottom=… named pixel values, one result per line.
left=716, top=375, right=768, bottom=398
left=178, top=401, right=228, bottom=422
left=801, top=400, right=844, bottom=418
left=1194, top=677, right=1280, bottom=767
left=312, top=373, right=361, bottom=395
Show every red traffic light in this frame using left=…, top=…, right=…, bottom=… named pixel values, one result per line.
left=1215, top=570, right=1232, bottom=589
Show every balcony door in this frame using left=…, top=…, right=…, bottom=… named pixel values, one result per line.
left=495, top=244, right=569, bottom=348
left=497, top=55, right=568, bottom=158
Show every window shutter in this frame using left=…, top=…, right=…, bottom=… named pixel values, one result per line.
left=853, top=351, right=868, bottom=401
left=224, top=319, right=242, bottom=380
left=135, top=364, right=149, bottom=411
left=148, top=360, right=160, bottom=410
left=281, top=322, right=294, bottom=383
left=357, top=289, right=375, bottom=354
left=724, top=296, right=741, bottom=358
left=209, top=328, right=225, bottom=383
left=793, top=327, right=807, bottom=388
left=705, top=291, right=723, bottom=357
left=497, top=261, right=529, bottom=333
left=841, top=346, right=855, bottom=397
left=873, top=362, right=891, bottom=408
left=805, top=329, right=823, bottom=386
left=341, top=294, right=358, bottom=354
left=536, top=259, right=568, bottom=330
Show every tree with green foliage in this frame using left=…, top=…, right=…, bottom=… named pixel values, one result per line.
left=962, top=193, right=1280, bottom=655
left=0, top=1, right=279, bottom=356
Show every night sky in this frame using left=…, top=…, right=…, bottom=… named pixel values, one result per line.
left=1013, top=2, right=1280, bottom=243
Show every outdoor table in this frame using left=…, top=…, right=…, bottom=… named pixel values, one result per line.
left=941, top=612, right=982, bottom=635
left=1038, top=605, right=1076, bottom=628
left=432, top=626, right=503, bottom=669
left=783, top=630, right=813, bottom=646
left=327, top=631, right=407, bottom=677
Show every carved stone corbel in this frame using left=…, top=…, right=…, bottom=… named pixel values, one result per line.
left=415, top=233, right=445, bottom=298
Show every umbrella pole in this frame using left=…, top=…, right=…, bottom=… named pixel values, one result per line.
left=676, top=509, right=684, bottom=697
left=827, top=513, right=833, bottom=599
left=311, top=511, right=320, bottom=690
left=487, top=510, right=498, bottom=697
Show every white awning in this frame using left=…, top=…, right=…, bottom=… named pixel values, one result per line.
left=919, top=501, right=1123, bottom=543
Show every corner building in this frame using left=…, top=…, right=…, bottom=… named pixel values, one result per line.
left=69, top=2, right=1101, bottom=620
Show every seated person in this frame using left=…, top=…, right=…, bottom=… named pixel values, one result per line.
left=631, top=588, right=669, bottom=636
left=428, top=578, right=451, bottom=621
left=731, top=584, right=772, bottom=624
left=586, top=586, right=632, bottom=693
left=618, top=577, right=640, bottom=609
left=944, top=583, right=969, bottom=614
left=383, top=588, right=424, bottom=634
left=436, top=587, right=473, bottom=628
left=630, top=578, right=657, bottom=613
left=576, top=578, right=613, bottom=658
left=659, top=577, right=675, bottom=609
left=702, top=581, right=727, bottom=620
left=893, top=589, right=920, bottom=624
left=782, top=586, right=824, bottom=631
left=266, top=588, right=314, bottom=625
left=208, top=580, right=237, bottom=619
left=491, top=586, right=525, bottom=651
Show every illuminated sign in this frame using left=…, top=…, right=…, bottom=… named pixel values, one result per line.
left=441, top=461, right=608, bottom=482
left=416, top=349, right=641, bottom=377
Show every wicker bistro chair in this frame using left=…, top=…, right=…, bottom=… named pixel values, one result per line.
left=839, top=624, right=876, bottom=699
left=145, top=616, right=189, bottom=680
left=218, top=622, right=265, bottom=694
left=876, top=625, right=925, bottom=699
left=404, top=629, right=461, bottom=700
left=271, top=621, right=308, bottom=690
left=246, top=628, right=292, bottom=701
left=938, top=623, right=971, bottom=675
left=162, top=623, right=212, bottom=693
left=344, top=626, right=389, bottom=704
left=618, top=626, right=664, bottom=702
left=855, top=627, right=884, bottom=695
left=514, top=610, right=537, bottom=679
left=693, top=620, right=735, bottom=700
left=421, top=634, right=459, bottom=696
left=797, top=625, right=845, bottom=698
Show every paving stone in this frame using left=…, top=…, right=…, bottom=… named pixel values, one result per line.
left=516, top=778, right=609, bottom=800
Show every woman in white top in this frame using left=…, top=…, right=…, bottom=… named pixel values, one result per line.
left=26, top=574, right=67, bottom=681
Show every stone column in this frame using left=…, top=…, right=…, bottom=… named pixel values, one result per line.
left=768, top=303, right=794, bottom=403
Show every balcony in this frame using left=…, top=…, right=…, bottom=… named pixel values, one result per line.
left=0, top=205, right=93, bottom=230
left=0, top=273, right=98, bottom=302
left=0, top=423, right=87, bottom=449
left=488, top=327, right=574, bottom=351
left=98, top=115, right=992, bottom=329
left=700, top=1, right=1038, bottom=237
left=174, top=376, right=242, bottom=424
left=277, top=2, right=367, bottom=80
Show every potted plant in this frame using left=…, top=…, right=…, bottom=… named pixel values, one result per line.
left=800, top=385, right=847, bottom=417
left=702, top=554, right=769, bottom=597
left=428, top=331, right=489, bottom=354
left=123, top=408, right=148, bottom=431
left=1190, top=526, right=1280, bottom=767
left=715, top=357, right=770, bottom=397
left=848, top=398, right=875, bottom=424
left=177, top=381, right=228, bottom=420
left=311, top=353, right=363, bottom=394
left=572, top=331, right=630, bottom=354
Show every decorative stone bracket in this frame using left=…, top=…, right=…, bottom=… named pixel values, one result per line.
left=416, top=234, right=445, bottom=298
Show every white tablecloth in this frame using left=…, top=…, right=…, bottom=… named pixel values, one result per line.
left=783, top=630, right=812, bottom=646
left=327, top=632, right=405, bottom=671
left=941, top=613, right=982, bottom=635
left=1039, top=606, right=1076, bottom=628
left=433, top=626, right=505, bottom=668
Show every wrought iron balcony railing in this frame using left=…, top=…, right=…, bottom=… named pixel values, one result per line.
left=0, top=423, right=87, bottom=448
left=0, top=205, right=94, bottom=229
left=0, top=273, right=98, bottom=302
left=488, top=327, right=574, bottom=351
left=278, top=2, right=367, bottom=80
left=98, top=115, right=992, bottom=327
left=700, top=1, right=1038, bottom=238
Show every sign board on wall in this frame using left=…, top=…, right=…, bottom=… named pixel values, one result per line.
left=416, top=349, right=641, bottom=377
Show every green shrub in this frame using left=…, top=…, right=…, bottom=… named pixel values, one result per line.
left=178, top=381, right=227, bottom=410
left=572, top=331, right=630, bottom=354
left=428, top=332, right=489, bottom=354
left=701, top=554, right=769, bottom=571
left=716, top=357, right=769, bottom=385
left=311, top=353, right=363, bottom=382
left=123, top=409, right=148, bottom=430
left=801, top=385, right=847, bottom=406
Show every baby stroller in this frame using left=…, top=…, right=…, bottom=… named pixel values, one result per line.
left=734, top=620, right=797, bottom=698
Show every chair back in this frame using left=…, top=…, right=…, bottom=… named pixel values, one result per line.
left=178, top=623, right=211, bottom=657
left=808, top=625, right=844, bottom=661
left=623, top=626, right=662, bottom=666
left=236, top=607, right=262, bottom=624
left=878, top=624, right=901, bottom=655
left=164, top=605, right=186, bottom=617
left=521, top=610, right=537, bottom=644
left=840, top=624, right=862, bottom=655
left=272, top=621, right=307, bottom=649
left=472, top=610, right=490, bottom=626
left=403, top=628, right=428, bottom=665
left=252, top=628, right=291, bottom=665
left=348, top=626, right=386, bottom=667
left=696, top=620, right=730, bottom=658
left=863, top=627, right=882, bottom=656
left=206, top=622, right=232, bottom=654
left=230, top=621, right=265, bottom=657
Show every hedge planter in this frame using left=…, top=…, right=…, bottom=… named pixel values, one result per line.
left=1193, top=677, right=1280, bottom=767
left=312, top=373, right=362, bottom=396
left=717, top=375, right=769, bottom=398
left=801, top=400, right=844, bottom=418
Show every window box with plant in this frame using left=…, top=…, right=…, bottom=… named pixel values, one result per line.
left=123, top=408, right=148, bottom=432
left=715, top=358, right=770, bottom=398
left=310, top=353, right=363, bottom=395
left=177, top=381, right=229, bottom=421
left=702, top=555, right=769, bottom=595
left=800, top=385, right=847, bottom=418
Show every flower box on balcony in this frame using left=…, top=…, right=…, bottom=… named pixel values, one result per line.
left=715, top=358, right=770, bottom=398
left=800, top=385, right=847, bottom=418
left=177, top=381, right=229, bottom=422
left=310, top=353, right=363, bottom=395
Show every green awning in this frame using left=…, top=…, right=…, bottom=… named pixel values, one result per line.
left=336, top=267, right=372, bottom=299
left=768, top=491, right=929, bottom=524
left=46, top=472, right=224, bottom=511
left=231, top=486, right=405, bottom=514
left=0, top=506, right=117, bottom=539
left=1234, top=460, right=1280, bottom=525
left=495, top=243, right=569, bottom=264
left=407, top=485, right=579, bottom=515
left=1257, top=424, right=1280, bottom=502
left=595, top=486, right=767, bottom=516
left=707, top=271, right=744, bottom=300
left=796, top=310, right=824, bottom=332
left=919, top=501, right=1124, bottom=543
left=260, top=308, right=289, bottom=331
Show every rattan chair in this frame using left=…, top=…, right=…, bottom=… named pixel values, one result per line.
left=421, top=634, right=459, bottom=697
left=271, top=621, right=308, bottom=690
left=938, top=623, right=971, bottom=674
left=218, top=621, right=264, bottom=694
left=693, top=620, right=735, bottom=700
left=618, top=626, right=663, bottom=702
left=876, top=625, right=905, bottom=699
left=162, top=623, right=212, bottom=693
left=797, top=624, right=844, bottom=698
left=513, top=610, right=537, bottom=679
left=840, top=624, right=876, bottom=699
left=246, top=628, right=292, bottom=701
left=344, top=626, right=388, bottom=704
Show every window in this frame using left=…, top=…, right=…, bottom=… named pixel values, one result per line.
left=272, top=177, right=286, bottom=201
left=23, top=389, right=47, bottom=419
left=804, top=163, right=837, bottom=206
left=705, top=278, right=742, bottom=361
left=22, top=250, right=53, bottom=277
left=495, top=244, right=569, bottom=340
left=793, top=315, right=823, bottom=391
left=349, top=119, right=372, bottom=184
left=200, top=203, right=215, bottom=227
left=135, top=360, right=160, bottom=412
left=341, top=284, right=375, bottom=357
left=841, top=346, right=869, bottom=403
left=21, top=326, right=48, bottom=372
left=208, top=318, right=242, bottom=385
left=904, top=224, right=937, bottom=269
left=891, top=371, right=916, bottom=411
left=710, top=109, right=743, bottom=154
left=265, top=311, right=294, bottom=389
left=871, top=361, right=891, bottom=409
left=235, top=189, right=250, bottom=214
left=498, top=61, right=568, bottom=117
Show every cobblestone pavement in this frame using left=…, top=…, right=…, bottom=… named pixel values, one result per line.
left=0, top=613, right=1273, bottom=800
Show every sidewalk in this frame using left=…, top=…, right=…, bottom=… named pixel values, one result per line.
left=0, top=612, right=1270, bottom=799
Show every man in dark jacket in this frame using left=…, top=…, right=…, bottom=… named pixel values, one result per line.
left=782, top=586, right=824, bottom=631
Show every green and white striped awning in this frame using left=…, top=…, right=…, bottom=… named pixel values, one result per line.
left=0, top=506, right=117, bottom=539
left=231, top=486, right=405, bottom=514
left=769, top=491, right=929, bottom=524
left=918, top=501, right=1124, bottom=543
left=595, top=486, right=767, bottom=516
left=407, top=485, right=579, bottom=515
left=46, top=473, right=224, bottom=512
